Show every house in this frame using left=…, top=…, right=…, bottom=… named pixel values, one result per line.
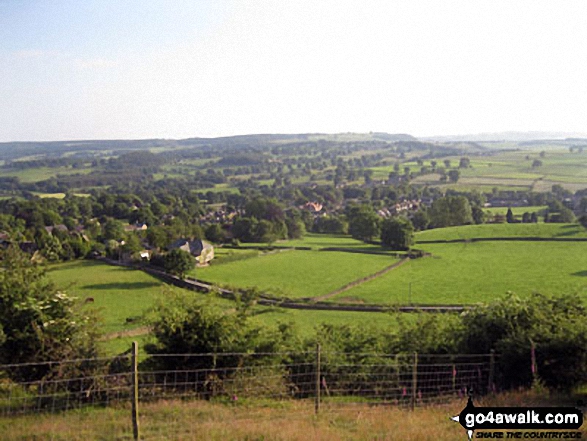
left=139, top=250, right=152, bottom=261
left=168, top=238, right=215, bottom=265
left=302, top=202, right=323, bottom=213
left=44, top=224, right=68, bottom=234
left=124, top=223, right=148, bottom=232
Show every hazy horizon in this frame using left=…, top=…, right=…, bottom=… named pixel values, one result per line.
left=2, top=1, right=587, bottom=142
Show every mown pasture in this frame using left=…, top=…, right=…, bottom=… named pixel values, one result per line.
left=415, top=222, right=587, bottom=242
left=337, top=240, right=587, bottom=305
left=47, top=261, right=164, bottom=335
left=195, top=249, right=399, bottom=299
left=46, top=258, right=402, bottom=355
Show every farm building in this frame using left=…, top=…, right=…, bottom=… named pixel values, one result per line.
left=168, top=238, right=215, bottom=265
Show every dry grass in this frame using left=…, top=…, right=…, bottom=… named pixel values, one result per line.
left=2, top=391, right=584, bottom=440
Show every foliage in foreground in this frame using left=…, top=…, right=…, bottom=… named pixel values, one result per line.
left=146, top=289, right=587, bottom=392
left=0, top=246, right=102, bottom=382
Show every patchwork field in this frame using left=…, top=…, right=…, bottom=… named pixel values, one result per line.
left=47, top=261, right=164, bottom=335
left=45, top=223, right=587, bottom=355
left=336, top=241, right=587, bottom=305
left=373, top=148, right=587, bottom=192
left=46, top=259, right=401, bottom=355
left=415, top=222, right=587, bottom=242
left=196, top=249, right=399, bottom=299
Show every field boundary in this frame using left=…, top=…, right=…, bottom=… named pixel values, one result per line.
left=94, top=257, right=467, bottom=313
left=417, top=236, right=587, bottom=244
left=311, top=257, right=411, bottom=302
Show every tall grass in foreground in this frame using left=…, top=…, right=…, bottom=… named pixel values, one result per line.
left=2, top=390, right=584, bottom=440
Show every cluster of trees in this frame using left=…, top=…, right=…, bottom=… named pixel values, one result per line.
left=231, top=197, right=305, bottom=244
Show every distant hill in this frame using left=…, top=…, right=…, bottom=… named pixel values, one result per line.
left=420, top=131, right=587, bottom=142
left=0, top=132, right=417, bottom=161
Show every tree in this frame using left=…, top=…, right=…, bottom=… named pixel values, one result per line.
left=460, top=293, right=587, bottom=390
left=429, top=196, right=473, bottom=228
left=532, top=159, right=543, bottom=168
left=471, top=206, right=486, bottom=224
left=347, top=204, right=381, bottom=242
left=164, top=249, right=194, bottom=278
left=285, top=217, right=305, bottom=239
left=380, top=217, right=414, bottom=251
left=232, top=217, right=258, bottom=243
left=255, top=219, right=278, bottom=245
left=447, top=169, right=460, bottom=183
left=314, top=215, right=348, bottom=234
left=205, top=224, right=226, bottom=244
left=0, top=246, right=100, bottom=381
left=102, top=219, right=125, bottom=241
left=411, top=210, right=430, bottom=231
left=459, top=157, right=470, bottom=168
left=121, top=233, right=142, bottom=256
left=506, top=208, right=515, bottom=223
left=146, top=290, right=297, bottom=373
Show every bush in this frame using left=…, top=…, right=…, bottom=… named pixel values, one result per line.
left=0, top=246, right=101, bottom=383
left=145, top=290, right=300, bottom=373
left=380, top=217, right=414, bottom=251
left=460, top=293, right=587, bottom=391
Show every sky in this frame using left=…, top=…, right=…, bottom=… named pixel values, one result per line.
left=1, top=0, right=587, bottom=142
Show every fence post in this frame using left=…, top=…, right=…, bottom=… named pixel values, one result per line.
left=411, top=352, right=418, bottom=411
left=131, top=341, right=140, bottom=441
left=488, top=350, right=495, bottom=393
left=315, top=342, right=321, bottom=415
left=452, top=359, right=457, bottom=394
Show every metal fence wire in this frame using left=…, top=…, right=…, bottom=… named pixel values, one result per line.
left=0, top=346, right=496, bottom=421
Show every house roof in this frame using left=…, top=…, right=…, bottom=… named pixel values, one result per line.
left=168, top=238, right=213, bottom=257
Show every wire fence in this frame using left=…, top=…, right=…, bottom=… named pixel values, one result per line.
left=0, top=344, right=497, bottom=439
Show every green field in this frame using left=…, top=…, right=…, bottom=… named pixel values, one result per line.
left=415, top=222, right=587, bottom=242
left=336, top=241, right=587, bottom=304
left=0, top=166, right=92, bottom=183
left=483, top=205, right=548, bottom=217
left=257, top=233, right=379, bottom=249
left=196, top=250, right=399, bottom=298
left=373, top=148, right=587, bottom=192
left=47, top=261, right=165, bottom=335
left=46, top=259, right=404, bottom=355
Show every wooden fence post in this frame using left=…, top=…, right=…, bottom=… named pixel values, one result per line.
left=131, top=341, right=140, bottom=441
left=488, top=350, right=495, bottom=393
left=411, top=352, right=418, bottom=411
left=315, top=343, right=321, bottom=415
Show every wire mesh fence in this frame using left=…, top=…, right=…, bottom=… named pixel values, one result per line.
left=0, top=345, right=497, bottom=439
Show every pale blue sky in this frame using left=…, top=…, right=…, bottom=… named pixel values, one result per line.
left=1, top=0, right=587, bottom=141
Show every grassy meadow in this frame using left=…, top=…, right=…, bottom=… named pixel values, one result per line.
left=47, top=261, right=164, bottom=335
left=46, top=259, right=402, bottom=355
left=195, top=249, right=399, bottom=299
left=2, top=390, right=584, bottom=440
left=415, top=222, right=587, bottom=242
left=44, top=223, right=587, bottom=353
left=338, top=240, right=587, bottom=305
left=374, top=147, right=587, bottom=192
